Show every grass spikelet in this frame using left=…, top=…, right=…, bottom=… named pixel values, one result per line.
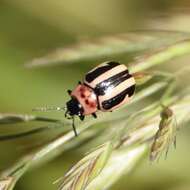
left=0, top=177, right=15, bottom=190
left=150, top=107, right=177, bottom=162
left=55, top=142, right=112, bottom=190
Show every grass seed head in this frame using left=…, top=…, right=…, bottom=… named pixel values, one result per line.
left=150, top=107, right=177, bottom=162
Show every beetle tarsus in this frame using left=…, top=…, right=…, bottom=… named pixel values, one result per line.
left=79, top=115, right=85, bottom=121
left=92, top=113, right=97, bottom=118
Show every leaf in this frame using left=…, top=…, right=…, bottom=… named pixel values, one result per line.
left=26, top=31, right=190, bottom=68
left=56, top=142, right=112, bottom=190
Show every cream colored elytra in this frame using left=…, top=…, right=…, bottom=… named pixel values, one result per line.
left=84, top=62, right=136, bottom=111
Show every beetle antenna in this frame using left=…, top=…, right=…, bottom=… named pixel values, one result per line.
left=72, top=116, right=78, bottom=137
left=33, top=106, right=66, bottom=112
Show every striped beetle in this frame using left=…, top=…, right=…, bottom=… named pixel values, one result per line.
left=35, top=61, right=136, bottom=136
left=66, top=61, right=136, bottom=135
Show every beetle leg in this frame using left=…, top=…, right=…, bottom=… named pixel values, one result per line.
left=67, top=90, right=72, bottom=95
left=72, top=116, right=78, bottom=137
left=65, top=110, right=69, bottom=118
left=79, top=115, right=85, bottom=121
left=92, top=113, right=97, bottom=118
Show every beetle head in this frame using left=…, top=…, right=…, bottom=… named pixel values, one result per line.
left=66, top=97, right=84, bottom=117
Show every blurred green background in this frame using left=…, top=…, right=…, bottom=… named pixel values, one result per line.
left=0, top=0, right=190, bottom=190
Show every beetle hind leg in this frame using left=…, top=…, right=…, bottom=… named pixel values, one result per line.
left=92, top=113, right=97, bottom=119
left=72, top=116, right=78, bottom=137
left=79, top=115, right=85, bottom=121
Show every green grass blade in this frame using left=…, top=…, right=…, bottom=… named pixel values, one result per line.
left=26, top=31, right=190, bottom=68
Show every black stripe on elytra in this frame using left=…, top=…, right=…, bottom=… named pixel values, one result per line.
left=85, top=61, right=120, bottom=83
left=102, top=84, right=135, bottom=110
left=94, top=70, right=130, bottom=96
left=107, top=61, right=120, bottom=67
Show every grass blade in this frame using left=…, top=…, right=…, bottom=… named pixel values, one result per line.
left=131, top=40, right=190, bottom=73
left=26, top=31, right=190, bottom=68
left=0, top=126, right=56, bottom=141
left=0, top=113, right=61, bottom=125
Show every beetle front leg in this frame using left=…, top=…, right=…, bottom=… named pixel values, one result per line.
left=67, top=90, right=72, bottom=95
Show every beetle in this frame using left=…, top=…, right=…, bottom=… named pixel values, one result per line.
left=34, top=61, right=136, bottom=136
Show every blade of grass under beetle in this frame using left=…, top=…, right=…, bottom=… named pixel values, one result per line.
left=26, top=31, right=190, bottom=68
